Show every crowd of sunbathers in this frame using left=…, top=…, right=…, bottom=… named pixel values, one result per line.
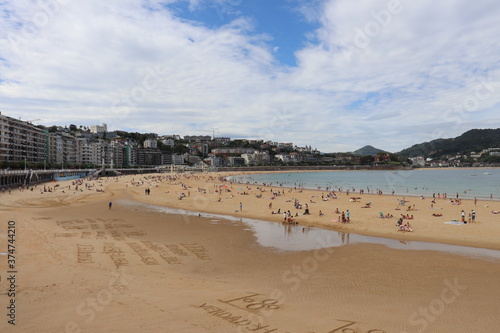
left=379, top=212, right=394, bottom=218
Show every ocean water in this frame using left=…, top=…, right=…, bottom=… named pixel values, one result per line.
left=119, top=199, right=500, bottom=261
left=229, top=168, right=500, bottom=200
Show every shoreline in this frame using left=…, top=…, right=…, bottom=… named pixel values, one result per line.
left=120, top=197, right=500, bottom=260
left=112, top=171, right=500, bottom=251
left=2, top=170, right=499, bottom=251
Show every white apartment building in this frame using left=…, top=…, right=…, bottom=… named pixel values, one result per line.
left=161, top=138, right=175, bottom=147
left=241, top=151, right=270, bottom=165
left=275, top=153, right=300, bottom=163
left=90, top=123, right=107, bottom=134
left=143, top=138, right=158, bottom=149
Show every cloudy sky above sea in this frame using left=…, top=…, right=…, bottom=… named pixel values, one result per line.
left=1, top=0, right=500, bottom=153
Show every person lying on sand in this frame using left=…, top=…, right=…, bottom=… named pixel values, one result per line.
left=398, top=222, right=413, bottom=232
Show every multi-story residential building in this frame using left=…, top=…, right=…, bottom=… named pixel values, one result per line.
left=137, top=148, right=162, bottom=166
left=241, top=153, right=254, bottom=165
left=76, top=138, right=94, bottom=167
left=143, top=138, right=158, bottom=149
left=278, top=142, right=294, bottom=149
left=47, top=132, right=78, bottom=165
left=161, top=138, right=175, bottom=147
left=162, top=153, right=186, bottom=165
left=253, top=151, right=270, bottom=165
left=90, top=123, right=107, bottom=135
left=410, top=156, right=426, bottom=167
left=275, top=154, right=292, bottom=163
left=110, top=141, right=125, bottom=168
left=91, top=139, right=113, bottom=168
left=204, top=156, right=225, bottom=167
left=214, top=137, right=231, bottom=145
left=184, top=154, right=201, bottom=165
left=227, top=156, right=245, bottom=166
left=241, top=151, right=270, bottom=165
left=0, top=112, right=47, bottom=164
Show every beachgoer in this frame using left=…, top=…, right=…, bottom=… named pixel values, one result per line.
left=471, top=210, right=476, bottom=223
left=109, top=201, right=112, bottom=209
left=346, top=210, right=350, bottom=223
left=461, top=210, right=465, bottom=222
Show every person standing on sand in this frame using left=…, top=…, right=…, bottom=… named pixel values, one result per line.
left=109, top=201, right=112, bottom=209
left=346, top=210, right=350, bottom=223
left=461, top=210, right=465, bottom=223
left=239, top=202, right=242, bottom=212
left=471, top=210, right=476, bottom=223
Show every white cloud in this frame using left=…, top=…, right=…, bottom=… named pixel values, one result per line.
left=0, top=0, right=499, bottom=153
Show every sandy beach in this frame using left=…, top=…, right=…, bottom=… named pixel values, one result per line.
left=1, top=171, right=500, bottom=332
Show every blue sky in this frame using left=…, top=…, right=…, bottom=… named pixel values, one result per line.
left=165, top=0, right=319, bottom=67
left=0, top=0, right=499, bottom=153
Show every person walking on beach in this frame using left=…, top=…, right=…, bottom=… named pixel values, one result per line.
left=109, top=201, right=112, bottom=209
left=239, top=202, right=242, bottom=212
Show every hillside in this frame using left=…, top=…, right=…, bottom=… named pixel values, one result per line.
left=351, top=145, right=388, bottom=156
left=398, top=128, right=500, bottom=158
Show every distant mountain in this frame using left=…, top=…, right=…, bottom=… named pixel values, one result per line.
left=398, top=128, right=500, bottom=158
left=351, top=145, right=388, bottom=156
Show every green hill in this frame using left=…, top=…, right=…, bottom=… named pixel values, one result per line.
left=398, top=128, right=500, bottom=158
left=351, top=145, right=388, bottom=156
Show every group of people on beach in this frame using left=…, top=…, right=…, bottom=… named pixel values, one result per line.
left=461, top=209, right=476, bottom=223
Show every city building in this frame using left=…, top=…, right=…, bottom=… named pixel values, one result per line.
left=143, top=138, right=158, bottom=149
left=137, top=148, right=162, bottom=166
left=184, top=135, right=211, bottom=142
left=47, top=132, right=78, bottom=165
left=89, top=123, right=107, bottom=134
left=0, top=112, right=47, bottom=164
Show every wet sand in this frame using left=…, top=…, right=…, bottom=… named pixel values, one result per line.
left=0, top=173, right=499, bottom=332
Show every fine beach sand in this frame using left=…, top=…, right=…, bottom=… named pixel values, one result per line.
left=1, top=171, right=500, bottom=332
